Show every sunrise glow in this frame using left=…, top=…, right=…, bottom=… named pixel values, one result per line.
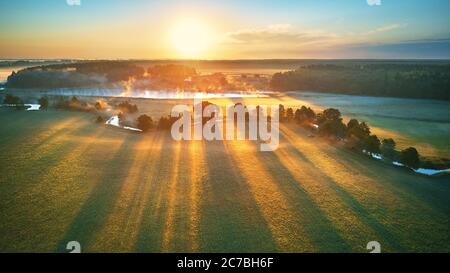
left=168, top=19, right=214, bottom=59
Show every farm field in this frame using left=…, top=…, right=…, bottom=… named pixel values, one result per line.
left=0, top=109, right=448, bottom=252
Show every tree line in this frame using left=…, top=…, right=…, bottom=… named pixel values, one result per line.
left=279, top=104, right=422, bottom=170
left=3, top=93, right=438, bottom=171
left=6, top=61, right=145, bottom=88
left=270, top=64, right=450, bottom=101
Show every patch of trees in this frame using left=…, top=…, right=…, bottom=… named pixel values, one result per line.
left=2, top=94, right=26, bottom=110
left=3, top=94, right=23, bottom=105
left=400, top=147, right=420, bottom=170
left=294, top=106, right=316, bottom=124
left=6, top=70, right=107, bottom=88
left=270, top=64, right=450, bottom=101
left=156, top=116, right=179, bottom=130
left=116, top=101, right=138, bottom=113
left=54, top=96, right=106, bottom=113
left=6, top=61, right=145, bottom=88
left=279, top=104, right=427, bottom=170
left=130, top=114, right=178, bottom=131
left=148, top=64, right=197, bottom=80
left=136, top=114, right=153, bottom=132
left=143, top=64, right=236, bottom=91
left=96, top=116, right=105, bottom=123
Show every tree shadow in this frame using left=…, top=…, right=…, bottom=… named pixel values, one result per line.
left=55, top=134, right=135, bottom=252
left=283, top=138, right=406, bottom=251
left=199, top=140, right=278, bottom=252
left=333, top=148, right=450, bottom=216
left=252, top=141, right=352, bottom=252
left=135, top=132, right=180, bottom=252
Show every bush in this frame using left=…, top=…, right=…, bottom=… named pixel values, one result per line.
left=362, top=135, right=381, bottom=154
left=400, top=147, right=420, bottom=169
left=157, top=116, right=171, bottom=130
left=3, top=94, right=23, bottom=105
left=317, top=108, right=346, bottom=138
left=346, top=119, right=370, bottom=139
left=157, top=116, right=178, bottom=130
left=70, top=96, right=80, bottom=107
left=381, top=138, right=397, bottom=160
left=95, top=101, right=103, bottom=111
left=54, top=97, right=70, bottom=109
left=286, top=108, right=294, bottom=122
left=38, top=96, right=49, bottom=110
left=137, top=114, right=153, bottom=132
left=295, top=106, right=316, bottom=124
left=117, top=101, right=138, bottom=113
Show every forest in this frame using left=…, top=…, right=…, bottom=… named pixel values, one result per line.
left=270, top=63, right=450, bottom=101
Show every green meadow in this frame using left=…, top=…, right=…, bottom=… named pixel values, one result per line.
left=285, top=92, right=450, bottom=160
left=0, top=108, right=449, bottom=252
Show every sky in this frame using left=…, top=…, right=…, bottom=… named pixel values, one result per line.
left=0, top=0, right=449, bottom=59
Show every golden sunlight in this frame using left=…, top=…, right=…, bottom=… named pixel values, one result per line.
left=168, top=18, right=214, bottom=59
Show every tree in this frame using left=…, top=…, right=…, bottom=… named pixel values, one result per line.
left=320, top=108, right=341, bottom=122
left=279, top=104, right=286, bottom=122
left=38, top=96, right=49, bottom=110
left=400, top=147, right=420, bottom=169
left=362, top=135, right=381, bottom=154
left=95, top=101, right=103, bottom=111
left=317, top=108, right=346, bottom=138
left=294, top=109, right=302, bottom=122
left=304, top=107, right=316, bottom=121
left=70, top=96, right=80, bottom=106
left=345, top=119, right=377, bottom=151
left=381, top=138, right=397, bottom=160
left=55, top=97, right=70, bottom=109
left=157, top=116, right=170, bottom=130
left=295, top=106, right=316, bottom=124
left=319, top=119, right=346, bottom=138
left=117, top=112, right=125, bottom=126
left=137, top=114, right=153, bottom=132
left=3, top=94, right=25, bottom=110
left=286, top=108, right=294, bottom=122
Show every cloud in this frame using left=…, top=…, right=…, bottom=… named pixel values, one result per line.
left=340, top=38, right=450, bottom=58
left=367, top=0, right=381, bottom=6
left=225, top=24, right=334, bottom=46
left=217, top=24, right=344, bottom=58
left=66, top=0, right=81, bottom=6
left=366, top=24, right=407, bottom=35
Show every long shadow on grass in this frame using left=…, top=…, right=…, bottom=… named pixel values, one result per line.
left=249, top=140, right=352, bottom=252
left=55, top=134, right=135, bottom=252
left=333, top=148, right=450, bottom=216
left=198, top=140, right=278, bottom=252
left=135, top=132, right=179, bottom=252
left=282, top=137, right=406, bottom=252
left=1, top=121, right=110, bottom=211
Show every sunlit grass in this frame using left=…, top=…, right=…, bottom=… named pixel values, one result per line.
left=0, top=109, right=448, bottom=252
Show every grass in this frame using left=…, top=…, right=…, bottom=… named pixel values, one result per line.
left=284, top=91, right=450, bottom=160
left=0, top=109, right=449, bottom=252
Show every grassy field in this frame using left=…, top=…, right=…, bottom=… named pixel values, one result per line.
left=5, top=89, right=448, bottom=160
left=285, top=92, right=450, bottom=160
left=0, top=109, right=449, bottom=252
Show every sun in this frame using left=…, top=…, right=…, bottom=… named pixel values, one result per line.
left=168, top=18, right=213, bottom=59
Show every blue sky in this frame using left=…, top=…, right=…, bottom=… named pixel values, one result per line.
left=0, top=0, right=449, bottom=59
